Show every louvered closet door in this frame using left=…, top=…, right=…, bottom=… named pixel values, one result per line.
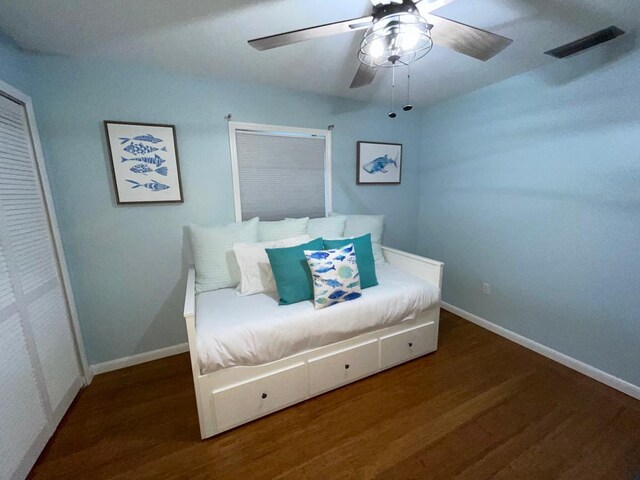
left=0, top=93, right=83, bottom=480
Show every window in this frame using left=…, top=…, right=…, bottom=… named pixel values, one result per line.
left=228, top=122, right=332, bottom=221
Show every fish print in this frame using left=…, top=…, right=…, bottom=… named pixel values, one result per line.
left=314, top=265, right=336, bottom=274
left=322, top=279, right=342, bottom=288
left=342, top=292, right=362, bottom=302
left=307, top=251, right=330, bottom=260
left=338, top=265, right=354, bottom=279
left=125, top=179, right=170, bottom=191
left=129, top=163, right=168, bottom=176
left=123, top=142, right=167, bottom=156
left=121, top=154, right=166, bottom=167
left=119, top=134, right=163, bottom=144
left=328, top=290, right=346, bottom=300
left=129, top=163, right=152, bottom=174
left=346, top=281, right=360, bottom=289
left=333, top=255, right=346, bottom=261
left=362, top=153, right=398, bottom=174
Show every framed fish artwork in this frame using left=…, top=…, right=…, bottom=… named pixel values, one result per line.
left=356, top=141, right=402, bottom=185
left=104, top=121, right=184, bottom=204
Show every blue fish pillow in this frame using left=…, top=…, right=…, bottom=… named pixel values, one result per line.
left=304, top=244, right=362, bottom=310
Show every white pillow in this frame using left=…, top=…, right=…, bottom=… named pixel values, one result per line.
left=258, top=218, right=309, bottom=242
left=329, top=213, right=385, bottom=264
left=234, top=235, right=311, bottom=296
left=306, top=216, right=347, bottom=239
left=190, top=217, right=259, bottom=294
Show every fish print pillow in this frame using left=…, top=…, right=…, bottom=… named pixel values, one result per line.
left=304, top=243, right=362, bottom=310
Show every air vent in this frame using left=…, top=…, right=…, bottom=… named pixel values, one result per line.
left=544, top=26, right=625, bottom=59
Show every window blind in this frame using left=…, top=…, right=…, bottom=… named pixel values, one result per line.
left=235, top=130, right=327, bottom=221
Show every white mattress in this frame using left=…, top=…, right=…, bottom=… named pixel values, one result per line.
left=196, top=264, right=440, bottom=374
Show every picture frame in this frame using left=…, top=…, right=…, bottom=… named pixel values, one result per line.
left=356, top=141, right=402, bottom=185
left=104, top=121, right=184, bottom=204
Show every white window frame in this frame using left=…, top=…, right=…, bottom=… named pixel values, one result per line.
left=228, top=121, right=332, bottom=222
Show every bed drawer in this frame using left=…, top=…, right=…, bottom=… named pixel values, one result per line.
left=380, top=322, right=437, bottom=369
left=308, top=340, right=379, bottom=396
left=212, top=362, right=308, bottom=432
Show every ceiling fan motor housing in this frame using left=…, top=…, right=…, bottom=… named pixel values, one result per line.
left=372, top=0, right=419, bottom=23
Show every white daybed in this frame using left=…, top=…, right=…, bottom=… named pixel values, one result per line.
left=184, top=246, right=444, bottom=439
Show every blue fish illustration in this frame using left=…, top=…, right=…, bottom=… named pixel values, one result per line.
left=338, top=265, right=354, bottom=279
left=343, top=292, right=362, bottom=302
left=129, top=163, right=169, bottom=176
left=363, top=153, right=398, bottom=174
left=329, top=290, right=346, bottom=300
left=341, top=245, right=354, bottom=254
left=125, top=179, right=170, bottom=191
left=308, top=251, right=330, bottom=260
left=314, top=266, right=336, bottom=274
left=123, top=142, right=167, bottom=156
left=121, top=154, right=166, bottom=167
left=346, top=281, right=360, bottom=289
left=334, top=255, right=346, bottom=261
left=322, top=279, right=342, bottom=288
left=119, top=134, right=163, bottom=145
left=129, top=163, right=152, bottom=174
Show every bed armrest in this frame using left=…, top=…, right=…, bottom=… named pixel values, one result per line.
left=184, top=267, right=196, bottom=319
left=183, top=267, right=208, bottom=435
left=184, top=267, right=199, bottom=375
left=382, top=246, right=444, bottom=289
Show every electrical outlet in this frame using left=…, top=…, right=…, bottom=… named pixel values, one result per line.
left=482, top=282, right=491, bottom=296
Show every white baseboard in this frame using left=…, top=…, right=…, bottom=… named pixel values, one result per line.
left=91, top=343, right=189, bottom=376
left=441, top=302, right=640, bottom=401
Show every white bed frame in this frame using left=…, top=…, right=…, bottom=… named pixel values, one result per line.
left=183, top=246, right=444, bottom=439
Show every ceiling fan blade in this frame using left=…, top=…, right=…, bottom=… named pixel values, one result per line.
left=249, top=16, right=373, bottom=51
left=350, top=63, right=377, bottom=89
left=415, top=0, right=458, bottom=14
left=425, top=14, right=513, bottom=61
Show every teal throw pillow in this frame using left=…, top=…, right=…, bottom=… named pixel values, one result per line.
left=266, top=237, right=324, bottom=305
left=324, top=234, right=378, bottom=289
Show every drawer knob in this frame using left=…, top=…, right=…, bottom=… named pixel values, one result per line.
left=261, top=393, right=268, bottom=399
left=408, top=342, right=413, bottom=347
left=344, top=364, right=350, bottom=370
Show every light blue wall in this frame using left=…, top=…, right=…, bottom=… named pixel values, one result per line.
left=417, top=41, right=640, bottom=386
left=12, top=52, right=423, bottom=364
left=0, top=33, right=30, bottom=93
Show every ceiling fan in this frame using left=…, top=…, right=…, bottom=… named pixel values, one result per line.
left=248, top=0, right=513, bottom=89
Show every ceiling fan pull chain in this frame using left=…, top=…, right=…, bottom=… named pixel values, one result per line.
left=389, top=66, right=397, bottom=118
left=403, top=63, right=413, bottom=111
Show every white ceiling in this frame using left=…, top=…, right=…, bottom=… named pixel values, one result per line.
left=0, top=0, right=637, bottom=106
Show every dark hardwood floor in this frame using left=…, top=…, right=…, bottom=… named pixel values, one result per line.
left=29, top=310, right=640, bottom=479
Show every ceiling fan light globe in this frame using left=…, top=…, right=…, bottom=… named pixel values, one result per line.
left=369, top=38, right=385, bottom=59
left=400, top=26, right=421, bottom=51
left=359, top=12, right=433, bottom=68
